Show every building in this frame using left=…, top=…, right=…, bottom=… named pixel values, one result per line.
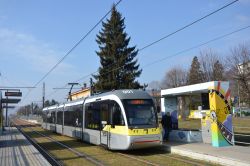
left=69, top=88, right=91, bottom=101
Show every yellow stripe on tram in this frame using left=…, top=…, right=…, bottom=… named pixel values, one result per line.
left=102, top=125, right=161, bottom=136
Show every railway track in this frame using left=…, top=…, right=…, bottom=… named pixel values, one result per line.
left=13, top=119, right=216, bottom=166
left=13, top=119, right=160, bottom=166
left=13, top=119, right=103, bottom=166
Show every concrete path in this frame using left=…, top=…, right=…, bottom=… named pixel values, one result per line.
left=164, top=142, right=250, bottom=166
left=0, top=127, right=51, bottom=166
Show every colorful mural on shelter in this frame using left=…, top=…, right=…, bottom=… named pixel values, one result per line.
left=209, top=81, right=234, bottom=147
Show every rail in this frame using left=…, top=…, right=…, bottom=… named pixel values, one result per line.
left=14, top=119, right=105, bottom=166
left=233, top=126, right=250, bottom=146
left=17, top=126, right=63, bottom=166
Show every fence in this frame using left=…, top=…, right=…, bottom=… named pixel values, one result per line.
left=233, top=126, right=250, bottom=146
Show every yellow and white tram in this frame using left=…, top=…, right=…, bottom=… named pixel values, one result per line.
left=42, top=89, right=162, bottom=150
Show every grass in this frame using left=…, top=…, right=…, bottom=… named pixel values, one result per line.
left=22, top=127, right=95, bottom=166
left=22, top=126, right=218, bottom=166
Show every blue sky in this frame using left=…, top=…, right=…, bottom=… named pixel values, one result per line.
left=0, top=0, right=250, bottom=111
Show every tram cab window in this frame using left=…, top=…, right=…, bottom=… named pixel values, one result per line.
left=123, top=99, right=157, bottom=127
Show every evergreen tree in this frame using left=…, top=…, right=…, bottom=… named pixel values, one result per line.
left=212, top=60, right=225, bottom=81
left=93, top=5, right=142, bottom=91
left=188, top=56, right=203, bottom=84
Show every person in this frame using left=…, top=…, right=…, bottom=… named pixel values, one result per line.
left=161, top=112, right=172, bottom=141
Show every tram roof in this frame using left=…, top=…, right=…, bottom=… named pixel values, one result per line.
left=87, top=89, right=152, bottom=100
left=42, top=89, right=152, bottom=111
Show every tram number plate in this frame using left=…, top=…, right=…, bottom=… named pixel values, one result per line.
left=102, top=131, right=107, bottom=136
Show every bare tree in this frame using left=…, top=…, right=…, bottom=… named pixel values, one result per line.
left=161, top=66, right=189, bottom=119
left=227, top=44, right=250, bottom=107
left=199, top=49, right=225, bottom=81
left=147, top=81, right=161, bottom=90
left=162, top=66, right=188, bottom=88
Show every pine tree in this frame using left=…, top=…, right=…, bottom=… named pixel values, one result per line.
left=212, top=60, right=225, bottom=81
left=188, top=56, right=203, bottom=84
left=93, top=5, right=142, bottom=91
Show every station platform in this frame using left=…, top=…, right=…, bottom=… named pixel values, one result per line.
left=0, top=127, right=51, bottom=166
left=163, top=142, right=250, bottom=166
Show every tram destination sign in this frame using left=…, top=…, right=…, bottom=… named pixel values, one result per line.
left=5, top=91, right=22, bottom=97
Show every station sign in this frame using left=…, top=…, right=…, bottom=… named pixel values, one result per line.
left=5, top=91, right=22, bottom=97
left=2, top=105, right=15, bottom=109
left=1, top=98, right=21, bottom=104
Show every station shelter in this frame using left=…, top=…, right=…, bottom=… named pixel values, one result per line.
left=161, top=81, right=234, bottom=147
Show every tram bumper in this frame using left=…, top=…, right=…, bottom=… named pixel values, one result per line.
left=129, top=134, right=162, bottom=149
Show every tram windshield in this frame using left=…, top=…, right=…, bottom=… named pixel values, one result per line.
left=123, top=99, right=157, bottom=127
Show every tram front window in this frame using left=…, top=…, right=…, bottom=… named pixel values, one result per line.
left=123, top=99, right=157, bottom=127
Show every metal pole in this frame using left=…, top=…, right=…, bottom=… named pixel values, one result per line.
left=43, top=82, right=45, bottom=108
left=238, top=80, right=241, bottom=117
left=5, top=90, right=8, bottom=127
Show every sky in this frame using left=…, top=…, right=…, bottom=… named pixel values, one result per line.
left=0, top=0, right=250, bottom=113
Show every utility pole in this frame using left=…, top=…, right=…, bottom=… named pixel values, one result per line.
left=43, top=82, right=45, bottom=108
left=68, top=83, right=79, bottom=101
left=90, top=78, right=93, bottom=96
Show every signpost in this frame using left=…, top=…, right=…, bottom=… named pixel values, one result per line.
left=1, top=90, right=22, bottom=127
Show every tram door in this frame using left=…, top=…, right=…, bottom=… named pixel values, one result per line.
left=100, top=101, right=110, bottom=147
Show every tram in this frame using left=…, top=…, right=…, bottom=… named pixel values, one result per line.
left=42, top=89, right=162, bottom=150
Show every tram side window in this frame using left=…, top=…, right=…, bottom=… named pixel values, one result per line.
left=51, top=110, right=56, bottom=123
left=64, top=105, right=83, bottom=127
left=47, top=109, right=56, bottom=123
left=42, top=111, right=47, bottom=123
left=111, top=101, right=124, bottom=126
left=64, top=107, right=72, bottom=126
left=57, top=109, right=63, bottom=125
left=100, top=102, right=109, bottom=126
left=73, top=105, right=83, bottom=127
left=85, top=102, right=100, bottom=130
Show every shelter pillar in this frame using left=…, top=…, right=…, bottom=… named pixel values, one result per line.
left=209, top=81, right=234, bottom=147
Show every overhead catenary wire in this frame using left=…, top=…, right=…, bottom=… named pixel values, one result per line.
left=138, top=0, right=239, bottom=51
left=20, top=0, right=123, bottom=103
left=80, top=25, right=250, bottom=87
left=48, top=25, right=250, bottom=98
left=56, top=0, right=240, bottom=87
left=34, top=0, right=122, bottom=88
